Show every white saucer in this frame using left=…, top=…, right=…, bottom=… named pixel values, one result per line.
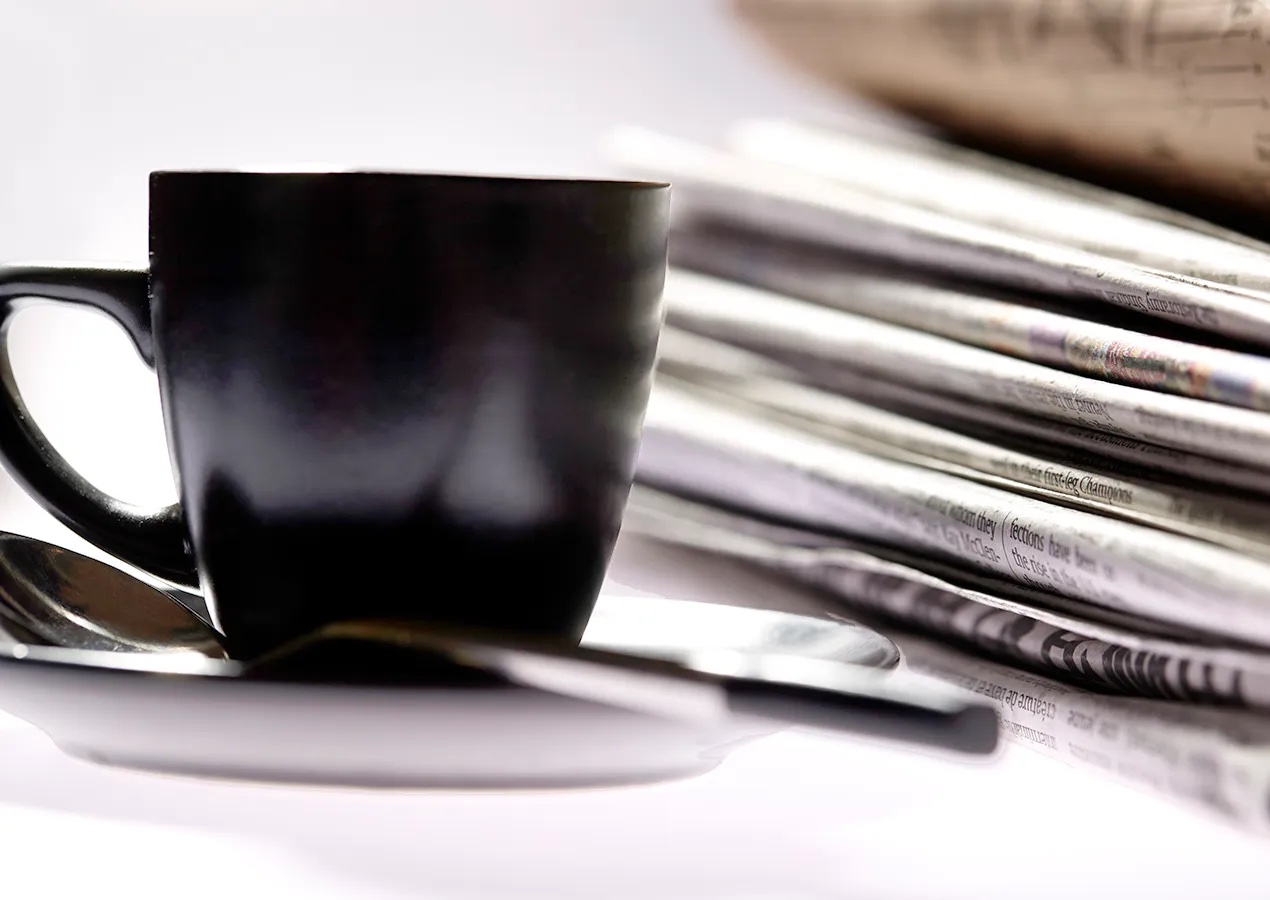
left=0, top=591, right=900, bottom=788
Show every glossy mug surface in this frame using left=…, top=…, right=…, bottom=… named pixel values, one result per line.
left=0, top=172, right=670, bottom=657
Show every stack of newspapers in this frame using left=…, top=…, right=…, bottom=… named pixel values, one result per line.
left=606, top=120, right=1270, bottom=832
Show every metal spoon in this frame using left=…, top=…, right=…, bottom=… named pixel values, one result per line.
left=0, top=531, right=997, bottom=755
left=0, top=533, right=223, bottom=657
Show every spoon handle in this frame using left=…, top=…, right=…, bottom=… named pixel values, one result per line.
left=460, top=640, right=999, bottom=755
left=721, top=657, right=999, bottom=755
left=253, top=620, right=999, bottom=756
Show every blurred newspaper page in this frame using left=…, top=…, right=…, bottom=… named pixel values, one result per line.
left=725, top=119, right=1270, bottom=294
left=672, top=223, right=1270, bottom=410
left=731, top=0, right=1270, bottom=215
left=659, top=269, right=1270, bottom=470
left=788, top=358, right=1270, bottom=497
left=636, top=378, right=1270, bottom=645
left=624, top=485, right=1270, bottom=707
left=625, top=487, right=1270, bottom=832
left=654, top=328, right=1270, bottom=559
left=605, top=127, right=1270, bottom=347
left=898, top=631, right=1270, bottom=834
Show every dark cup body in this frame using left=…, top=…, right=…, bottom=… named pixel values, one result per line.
left=148, top=172, right=669, bottom=657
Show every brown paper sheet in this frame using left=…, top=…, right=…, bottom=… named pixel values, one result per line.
left=733, top=0, right=1270, bottom=215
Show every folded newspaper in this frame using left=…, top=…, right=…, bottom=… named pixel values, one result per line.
left=720, top=119, right=1270, bottom=284
left=609, top=113, right=1270, bottom=831
left=637, top=370, right=1270, bottom=648
left=605, top=124, right=1270, bottom=346
left=657, top=268, right=1270, bottom=472
left=653, top=328, right=1270, bottom=560
left=623, top=490, right=1270, bottom=833
left=674, top=221, right=1270, bottom=411
left=625, top=481, right=1270, bottom=704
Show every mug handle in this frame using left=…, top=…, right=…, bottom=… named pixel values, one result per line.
left=0, top=266, right=198, bottom=588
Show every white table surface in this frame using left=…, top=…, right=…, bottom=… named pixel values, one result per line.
left=0, top=527, right=1264, bottom=900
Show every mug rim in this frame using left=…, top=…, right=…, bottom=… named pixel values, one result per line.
left=149, top=170, right=670, bottom=191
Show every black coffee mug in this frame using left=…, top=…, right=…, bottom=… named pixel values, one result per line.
left=0, top=171, right=670, bottom=657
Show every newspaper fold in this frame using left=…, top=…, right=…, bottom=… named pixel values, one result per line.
left=625, top=487, right=1270, bottom=832
left=637, top=378, right=1270, bottom=646
left=673, top=223, right=1270, bottom=411
left=604, top=126, right=1270, bottom=346
left=725, top=119, right=1270, bottom=296
left=797, top=360, right=1270, bottom=498
left=624, top=485, right=1270, bottom=707
left=896, top=631, right=1270, bottom=835
left=659, top=268, right=1270, bottom=472
left=654, top=329, right=1270, bottom=559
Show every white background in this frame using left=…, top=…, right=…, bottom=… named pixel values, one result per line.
left=0, top=2, right=1267, bottom=897
left=0, top=0, right=855, bottom=525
